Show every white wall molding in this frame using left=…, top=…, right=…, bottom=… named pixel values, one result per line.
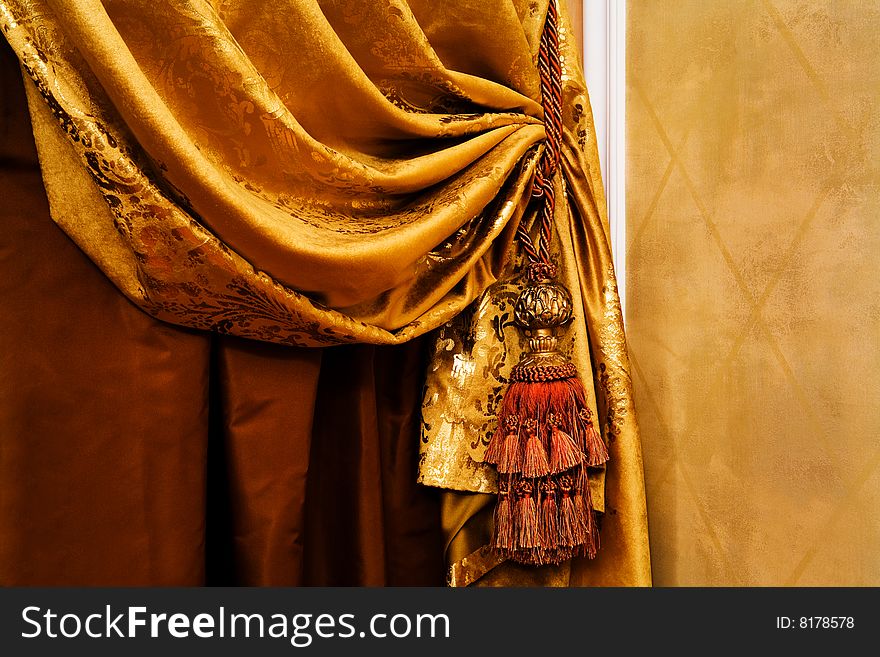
left=582, top=0, right=627, bottom=318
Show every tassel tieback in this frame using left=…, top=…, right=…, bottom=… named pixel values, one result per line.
left=484, top=279, right=610, bottom=565
left=484, top=0, right=609, bottom=566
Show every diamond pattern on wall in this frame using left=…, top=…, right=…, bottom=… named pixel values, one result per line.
left=626, top=0, right=880, bottom=585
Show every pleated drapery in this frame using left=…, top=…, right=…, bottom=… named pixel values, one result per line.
left=0, top=0, right=651, bottom=586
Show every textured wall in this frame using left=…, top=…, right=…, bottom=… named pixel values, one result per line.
left=626, top=0, right=880, bottom=585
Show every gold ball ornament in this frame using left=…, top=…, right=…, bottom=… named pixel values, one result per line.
left=514, top=280, right=573, bottom=332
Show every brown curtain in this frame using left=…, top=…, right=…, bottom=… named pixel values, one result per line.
left=0, top=0, right=651, bottom=586
left=0, top=42, right=444, bottom=585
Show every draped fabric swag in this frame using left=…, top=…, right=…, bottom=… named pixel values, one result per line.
left=0, top=0, right=650, bottom=586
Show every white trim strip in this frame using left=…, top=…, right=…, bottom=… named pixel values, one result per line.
left=582, top=0, right=627, bottom=319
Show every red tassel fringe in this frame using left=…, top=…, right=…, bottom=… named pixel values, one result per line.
left=515, top=480, right=540, bottom=548
left=485, top=372, right=609, bottom=565
left=493, top=480, right=515, bottom=550
left=538, top=479, right=558, bottom=548
left=520, top=420, right=550, bottom=478
left=549, top=425, right=584, bottom=473
left=579, top=407, right=609, bottom=466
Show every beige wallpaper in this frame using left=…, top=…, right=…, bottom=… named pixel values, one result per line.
left=626, top=0, right=880, bottom=585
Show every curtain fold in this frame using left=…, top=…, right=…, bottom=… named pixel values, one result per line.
left=1, top=0, right=551, bottom=344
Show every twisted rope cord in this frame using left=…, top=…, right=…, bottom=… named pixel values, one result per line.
left=517, top=0, right=563, bottom=280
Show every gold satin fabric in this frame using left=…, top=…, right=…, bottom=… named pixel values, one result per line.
left=2, top=0, right=549, bottom=345
left=1, top=0, right=651, bottom=585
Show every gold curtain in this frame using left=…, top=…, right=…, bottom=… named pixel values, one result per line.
left=1, top=0, right=650, bottom=585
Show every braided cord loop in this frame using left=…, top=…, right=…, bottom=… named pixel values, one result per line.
left=516, top=0, right=563, bottom=278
